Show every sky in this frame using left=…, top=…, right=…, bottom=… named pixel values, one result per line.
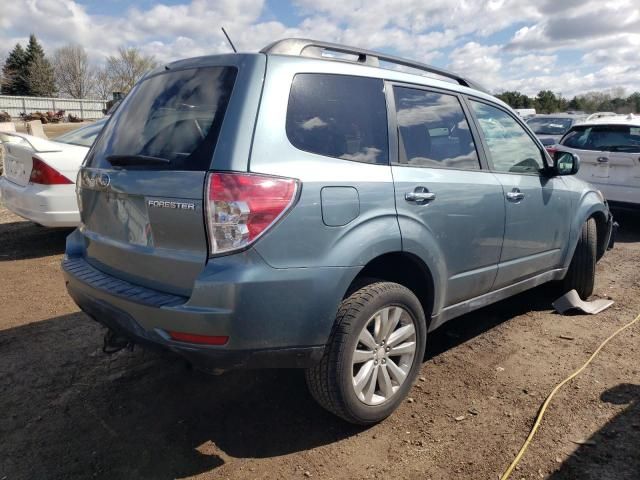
left=1, top=0, right=640, bottom=97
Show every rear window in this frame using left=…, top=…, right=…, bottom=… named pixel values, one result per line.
left=561, top=125, right=640, bottom=152
left=85, top=66, right=237, bottom=170
left=526, top=117, right=573, bottom=135
left=286, top=74, right=389, bottom=165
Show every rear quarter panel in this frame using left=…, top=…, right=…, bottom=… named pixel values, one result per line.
left=248, top=55, right=402, bottom=270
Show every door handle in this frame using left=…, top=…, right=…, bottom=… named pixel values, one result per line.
left=597, top=156, right=609, bottom=163
left=506, top=188, right=525, bottom=202
left=405, top=187, right=436, bottom=203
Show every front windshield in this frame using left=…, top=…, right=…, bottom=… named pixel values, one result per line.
left=54, top=119, right=107, bottom=147
left=526, top=117, right=573, bottom=135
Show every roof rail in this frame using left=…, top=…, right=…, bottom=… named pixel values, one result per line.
left=260, top=38, right=485, bottom=92
left=585, top=111, right=618, bottom=122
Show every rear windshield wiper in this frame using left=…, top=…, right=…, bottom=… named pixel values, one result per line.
left=106, top=154, right=171, bottom=166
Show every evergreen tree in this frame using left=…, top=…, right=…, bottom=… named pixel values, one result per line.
left=498, top=90, right=534, bottom=109
left=24, top=34, right=55, bottom=96
left=628, top=92, right=640, bottom=114
left=27, top=56, right=56, bottom=97
left=497, top=89, right=640, bottom=114
left=1, top=43, right=29, bottom=95
left=567, top=97, right=581, bottom=112
left=534, top=90, right=559, bottom=114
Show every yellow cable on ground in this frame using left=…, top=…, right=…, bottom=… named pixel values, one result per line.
left=500, top=312, right=640, bottom=480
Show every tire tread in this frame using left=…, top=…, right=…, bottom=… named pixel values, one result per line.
left=563, top=218, right=597, bottom=298
left=306, top=282, right=419, bottom=424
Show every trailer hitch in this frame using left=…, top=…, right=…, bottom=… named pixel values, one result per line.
left=103, top=328, right=134, bottom=354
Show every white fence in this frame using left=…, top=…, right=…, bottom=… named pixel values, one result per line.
left=0, top=95, right=107, bottom=120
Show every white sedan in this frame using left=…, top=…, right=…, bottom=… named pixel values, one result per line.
left=556, top=114, right=640, bottom=208
left=0, top=119, right=106, bottom=227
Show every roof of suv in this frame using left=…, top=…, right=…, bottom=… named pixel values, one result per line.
left=575, top=113, right=640, bottom=127
left=153, top=38, right=505, bottom=107
left=529, top=113, right=586, bottom=119
left=260, top=38, right=486, bottom=91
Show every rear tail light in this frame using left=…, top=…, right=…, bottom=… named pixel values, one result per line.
left=29, top=157, right=73, bottom=185
left=546, top=146, right=558, bottom=156
left=205, top=172, right=299, bottom=255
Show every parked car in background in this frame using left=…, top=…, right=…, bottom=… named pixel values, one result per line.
left=1, top=131, right=58, bottom=176
left=514, top=108, right=536, bottom=119
left=585, top=112, right=618, bottom=121
left=555, top=114, right=640, bottom=209
left=526, top=113, right=586, bottom=146
left=0, top=118, right=107, bottom=227
left=63, top=38, right=612, bottom=424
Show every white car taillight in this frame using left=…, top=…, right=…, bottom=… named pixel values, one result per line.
left=205, top=172, right=299, bottom=255
left=29, top=157, right=73, bottom=185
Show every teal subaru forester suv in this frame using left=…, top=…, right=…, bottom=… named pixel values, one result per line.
left=63, top=38, right=613, bottom=424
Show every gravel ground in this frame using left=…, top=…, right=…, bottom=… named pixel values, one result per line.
left=0, top=205, right=638, bottom=480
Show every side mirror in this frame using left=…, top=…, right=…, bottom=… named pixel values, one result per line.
left=553, top=151, right=580, bottom=175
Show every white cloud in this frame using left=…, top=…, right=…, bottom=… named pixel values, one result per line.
left=448, top=42, right=502, bottom=87
left=1, top=0, right=639, bottom=98
left=507, top=0, right=640, bottom=51
left=508, top=54, right=557, bottom=75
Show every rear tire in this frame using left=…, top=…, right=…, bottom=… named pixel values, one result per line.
left=562, top=218, right=597, bottom=299
left=305, top=281, right=426, bottom=425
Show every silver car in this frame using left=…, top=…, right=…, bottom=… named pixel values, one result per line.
left=63, top=39, right=613, bottom=424
left=526, top=113, right=587, bottom=146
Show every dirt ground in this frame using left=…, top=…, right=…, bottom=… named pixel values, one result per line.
left=0, top=204, right=639, bottom=480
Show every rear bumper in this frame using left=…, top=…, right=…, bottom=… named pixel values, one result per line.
left=0, top=177, right=79, bottom=227
left=66, top=278, right=324, bottom=371
left=62, top=231, right=359, bottom=371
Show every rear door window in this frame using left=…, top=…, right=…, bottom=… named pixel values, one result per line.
left=286, top=74, right=389, bottom=165
left=393, top=86, right=480, bottom=170
left=561, top=125, right=640, bottom=152
left=85, top=66, right=237, bottom=170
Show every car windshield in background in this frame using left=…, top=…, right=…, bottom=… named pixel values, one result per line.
left=85, top=66, right=237, bottom=171
left=53, top=119, right=107, bottom=147
left=526, top=117, right=573, bottom=135
left=561, top=125, right=640, bottom=152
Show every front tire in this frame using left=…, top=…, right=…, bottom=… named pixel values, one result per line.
left=306, top=282, right=426, bottom=425
left=562, top=218, right=597, bottom=299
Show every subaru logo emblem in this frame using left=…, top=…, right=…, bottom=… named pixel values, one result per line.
left=97, top=173, right=110, bottom=188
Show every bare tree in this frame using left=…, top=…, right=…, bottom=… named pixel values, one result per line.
left=53, top=45, right=95, bottom=98
left=93, top=66, right=114, bottom=100
left=105, top=47, right=157, bottom=94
